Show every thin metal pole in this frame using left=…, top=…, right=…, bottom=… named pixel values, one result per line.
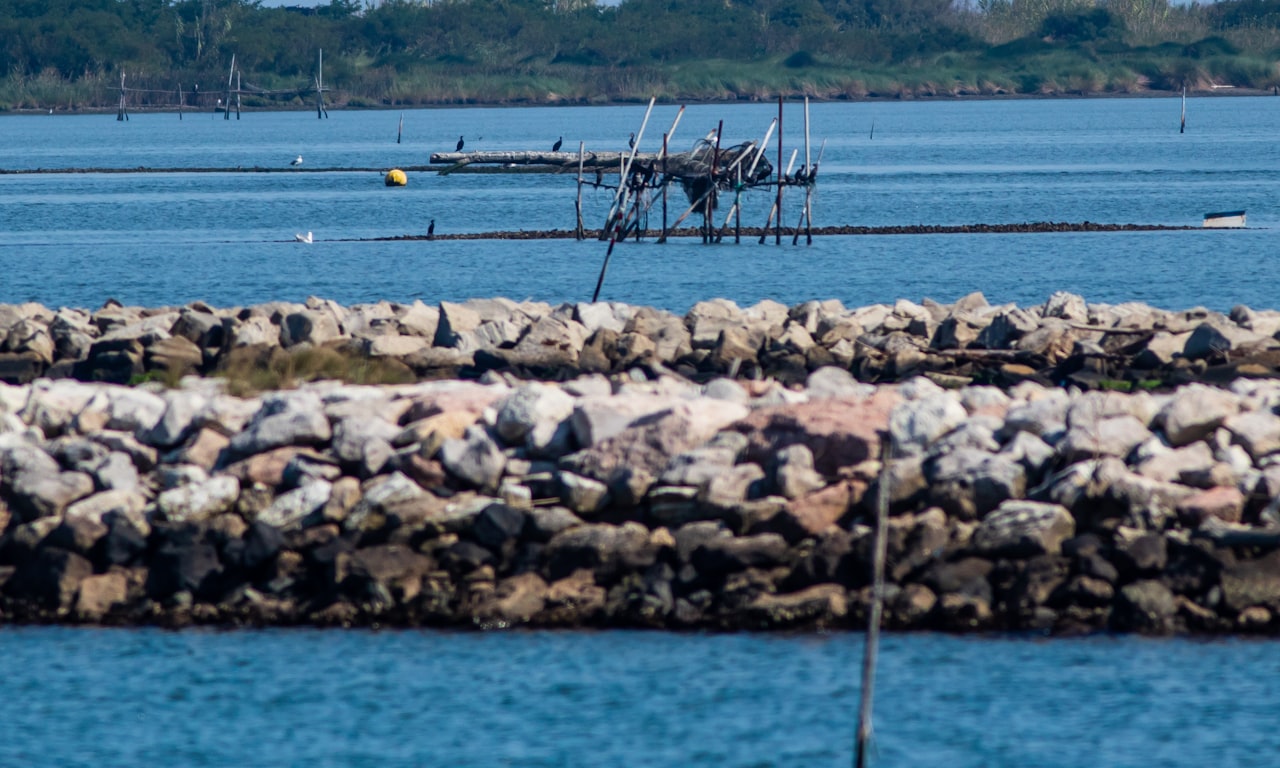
left=856, top=435, right=892, bottom=768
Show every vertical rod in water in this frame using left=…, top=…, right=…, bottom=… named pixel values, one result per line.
left=235, top=70, right=242, bottom=119
left=803, top=96, right=813, bottom=245
left=661, top=133, right=669, bottom=238
left=225, top=54, right=235, bottom=121
left=856, top=435, right=892, bottom=768
left=398, top=113, right=403, bottom=144
left=576, top=141, right=586, bottom=240
left=178, top=83, right=183, bottom=120
left=775, top=95, right=783, bottom=244
left=117, top=72, right=126, bottom=121
left=1180, top=85, right=1186, bottom=134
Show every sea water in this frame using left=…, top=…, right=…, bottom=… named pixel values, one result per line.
left=1, top=627, right=1278, bottom=767
left=2, top=98, right=1279, bottom=312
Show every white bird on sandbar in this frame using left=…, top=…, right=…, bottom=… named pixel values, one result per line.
left=295, top=231, right=313, bottom=243
left=291, top=155, right=303, bottom=166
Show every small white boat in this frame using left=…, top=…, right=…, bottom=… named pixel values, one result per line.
left=1203, top=210, right=1246, bottom=228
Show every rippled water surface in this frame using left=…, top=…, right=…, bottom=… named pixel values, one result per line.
left=3, top=98, right=1280, bottom=311
left=1, top=628, right=1278, bottom=767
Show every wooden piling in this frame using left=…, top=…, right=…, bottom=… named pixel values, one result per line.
left=855, top=435, right=892, bottom=768
left=803, top=97, right=813, bottom=245
left=116, top=72, right=126, bottom=121
left=316, top=50, right=329, bottom=119
left=178, top=83, right=183, bottom=120
left=661, top=133, right=669, bottom=238
left=759, top=148, right=797, bottom=244
left=398, top=113, right=403, bottom=144
left=576, top=141, right=586, bottom=240
left=775, top=95, right=783, bottom=245
left=224, top=55, right=235, bottom=120
left=235, top=70, right=242, bottom=119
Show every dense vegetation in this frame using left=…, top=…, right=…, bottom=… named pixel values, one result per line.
left=4, top=0, right=1280, bottom=109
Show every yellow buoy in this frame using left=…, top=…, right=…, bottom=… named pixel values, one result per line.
left=384, top=169, right=407, bottom=187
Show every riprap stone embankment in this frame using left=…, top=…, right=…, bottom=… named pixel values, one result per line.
left=1, top=292, right=1280, bottom=634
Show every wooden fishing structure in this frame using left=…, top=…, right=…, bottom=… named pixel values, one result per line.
left=104, top=49, right=330, bottom=118
left=430, top=95, right=822, bottom=301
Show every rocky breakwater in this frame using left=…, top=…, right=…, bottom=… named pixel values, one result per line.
left=2, top=368, right=1280, bottom=635
left=5, top=290, right=1280, bottom=388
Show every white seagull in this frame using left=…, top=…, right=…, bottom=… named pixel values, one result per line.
left=295, top=231, right=313, bottom=243
left=291, top=155, right=303, bottom=166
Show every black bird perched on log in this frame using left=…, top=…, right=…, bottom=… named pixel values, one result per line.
left=456, top=135, right=465, bottom=152
left=552, top=136, right=563, bottom=152
left=428, top=219, right=435, bottom=239
left=595, top=169, right=603, bottom=187
left=628, top=132, right=636, bottom=149
left=794, top=165, right=807, bottom=184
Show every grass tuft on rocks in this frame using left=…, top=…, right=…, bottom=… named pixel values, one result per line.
left=216, top=345, right=415, bottom=396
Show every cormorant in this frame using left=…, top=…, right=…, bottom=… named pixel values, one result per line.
left=628, top=132, right=636, bottom=150
left=552, top=136, right=563, bottom=152
left=456, top=135, right=465, bottom=152
left=428, top=219, right=435, bottom=238
left=595, top=169, right=603, bottom=187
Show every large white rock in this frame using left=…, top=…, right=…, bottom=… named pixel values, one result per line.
left=155, top=475, right=240, bottom=522
left=257, top=480, right=333, bottom=529
left=494, top=383, right=576, bottom=446
left=889, top=392, right=968, bottom=456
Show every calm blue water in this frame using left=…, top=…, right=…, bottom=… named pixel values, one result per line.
left=2, top=98, right=1280, bottom=312
left=0, top=627, right=1277, bottom=768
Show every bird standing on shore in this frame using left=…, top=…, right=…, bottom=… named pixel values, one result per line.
left=291, top=155, right=303, bottom=166
left=456, top=135, right=465, bottom=152
left=427, top=219, right=435, bottom=239
left=628, top=132, right=636, bottom=150
left=552, top=136, right=563, bottom=152
left=295, top=231, right=313, bottom=243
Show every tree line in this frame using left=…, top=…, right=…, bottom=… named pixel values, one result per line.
left=3, top=0, right=1280, bottom=108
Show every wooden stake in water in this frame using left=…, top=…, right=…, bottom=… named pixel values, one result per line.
left=235, top=70, right=242, bottom=120
left=576, top=141, right=586, bottom=240
left=316, top=49, right=329, bottom=119
left=661, top=133, right=669, bottom=237
left=775, top=95, right=783, bottom=245
left=117, top=72, right=127, bottom=121
left=398, top=113, right=403, bottom=144
left=1180, top=85, right=1186, bottom=134
left=855, top=435, right=892, bottom=768
left=178, top=83, right=183, bottom=120
left=225, top=55, right=235, bottom=121
left=759, top=148, right=797, bottom=244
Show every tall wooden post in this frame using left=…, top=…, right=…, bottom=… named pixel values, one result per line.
left=225, top=55, right=235, bottom=121
left=235, top=70, right=242, bottom=119
left=856, top=435, right=892, bottom=768
left=117, top=72, right=126, bottom=121
left=706, top=120, right=722, bottom=243
left=775, top=95, right=783, bottom=244
left=803, top=96, right=812, bottom=245
left=177, top=83, right=183, bottom=120
left=734, top=164, right=742, bottom=243
left=575, top=141, right=586, bottom=240
left=316, top=49, right=328, bottom=119
left=661, top=133, right=669, bottom=238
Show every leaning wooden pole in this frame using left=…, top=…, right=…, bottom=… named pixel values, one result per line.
left=705, top=120, right=723, bottom=243
left=576, top=141, right=586, bottom=240
left=856, top=435, right=892, bottom=768
left=759, top=148, right=798, bottom=244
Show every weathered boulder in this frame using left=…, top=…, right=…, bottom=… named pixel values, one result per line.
left=971, top=501, right=1075, bottom=558
left=226, top=392, right=332, bottom=458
